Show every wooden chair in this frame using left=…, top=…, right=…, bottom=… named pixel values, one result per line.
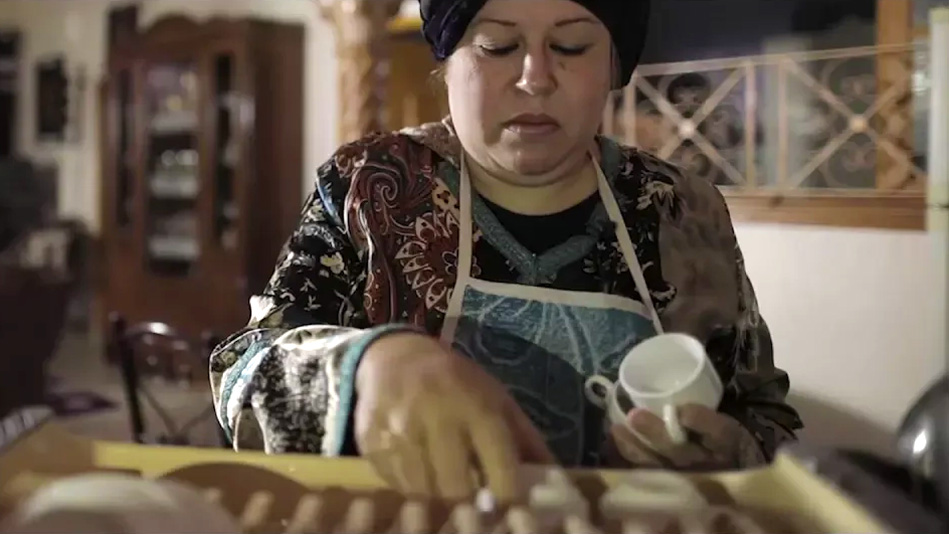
left=107, top=314, right=229, bottom=447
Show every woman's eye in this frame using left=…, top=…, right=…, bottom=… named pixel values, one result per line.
left=478, top=44, right=518, bottom=57
left=551, top=44, right=589, bottom=56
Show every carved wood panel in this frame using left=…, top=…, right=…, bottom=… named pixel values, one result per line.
left=320, top=0, right=403, bottom=143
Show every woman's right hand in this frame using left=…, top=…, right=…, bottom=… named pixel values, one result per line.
left=353, top=332, right=555, bottom=501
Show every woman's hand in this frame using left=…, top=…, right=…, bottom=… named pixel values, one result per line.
left=354, top=333, right=555, bottom=501
left=606, top=405, right=765, bottom=470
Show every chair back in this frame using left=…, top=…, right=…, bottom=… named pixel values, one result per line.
left=107, top=314, right=226, bottom=446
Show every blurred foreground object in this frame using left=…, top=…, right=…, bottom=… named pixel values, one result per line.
left=0, top=410, right=942, bottom=533
left=0, top=473, right=240, bottom=534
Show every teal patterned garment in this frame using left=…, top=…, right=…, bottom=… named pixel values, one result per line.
left=209, top=119, right=803, bottom=466
left=450, top=292, right=659, bottom=465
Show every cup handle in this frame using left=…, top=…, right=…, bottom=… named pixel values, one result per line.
left=583, top=375, right=612, bottom=409
left=662, top=405, right=687, bottom=445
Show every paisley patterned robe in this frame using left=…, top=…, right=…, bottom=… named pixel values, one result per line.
left=210, top=119, right=802, bottom=465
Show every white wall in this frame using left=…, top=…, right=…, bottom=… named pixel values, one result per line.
left=736, top=223, right=946, bottom=456
left=0, top=0, right=338, bottom=233
left=2, top=1, right=945, bottom=456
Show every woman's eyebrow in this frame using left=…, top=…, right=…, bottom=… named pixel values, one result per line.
left=471, top=16, right=598, bottom=29
left=472, top=17, right=517, bottom=28
left=554, top=17, right=598, bottom=27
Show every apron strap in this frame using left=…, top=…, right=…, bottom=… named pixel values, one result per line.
left=594, top=164, right=665, bottom=334
left=457, top=156, right=475, bottom=282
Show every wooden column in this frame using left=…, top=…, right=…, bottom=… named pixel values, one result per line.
left=875, top=0, right=916, bottom=189
left=319, top=0, right=402, bottom=144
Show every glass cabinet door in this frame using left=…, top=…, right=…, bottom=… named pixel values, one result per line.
left=114, top=66, right=134, bottom=230
left=143, top=60, right=200, bottom=276
left=211, top=52, right=239, bottom=251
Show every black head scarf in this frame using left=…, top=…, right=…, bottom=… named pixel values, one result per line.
left=419, top=0, right=650, bottom=88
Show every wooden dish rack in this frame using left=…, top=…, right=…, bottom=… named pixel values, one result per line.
left=0, top=408, right=911, bottom=533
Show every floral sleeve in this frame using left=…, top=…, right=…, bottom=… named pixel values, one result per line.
left=717, top=244, right=803, bottom=462
left=209, top=153, right=415, bottom=455
left=639, top=149, right=803, bottom=464
left=687, top=194, right=803, bottom=464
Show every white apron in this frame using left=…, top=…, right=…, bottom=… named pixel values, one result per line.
left=440, top=154, right=664, bottom=465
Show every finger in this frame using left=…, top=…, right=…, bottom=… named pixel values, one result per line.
left=468, top=413, right=520, bottom=502
left=627, top=409, right=678, bottom=453
left=392, top=442, right=434, bottom=497
left=383, top=412, right=434, bottom=497
left=361, top=417, right=403, bottom=489
left=506, top=405, right=556, bottom=464
left=395, top=420, right=436, bottom=497
left=367, top=444, right=432, bottom=496
left=626, top=410, right=710, bottom=469
left=609, top=423, right=667, bottom=468
left=425, top=419, right=476, bottom=500
left=677, top=404, right=742, bottom=453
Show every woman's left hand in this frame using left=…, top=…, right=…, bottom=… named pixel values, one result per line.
left=606, top=404, right=765, bottom=470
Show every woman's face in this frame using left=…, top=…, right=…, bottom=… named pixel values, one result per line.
left=444, top=0, right=613, bottom=184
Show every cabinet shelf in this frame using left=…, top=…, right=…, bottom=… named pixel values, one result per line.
left=148, top=236, right=199, bottom=261
left=149, top=174, right=199, bottom=199
left=149, top=112, right=198, bottom=134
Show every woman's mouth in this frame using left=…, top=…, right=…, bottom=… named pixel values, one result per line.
left=504, top=114, right=560, bottom=136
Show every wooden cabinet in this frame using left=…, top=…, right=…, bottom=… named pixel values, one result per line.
left=100, top=16, right=303, bottom=339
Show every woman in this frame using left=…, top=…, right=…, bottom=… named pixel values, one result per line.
left=210, top=0, right=802, bottom=500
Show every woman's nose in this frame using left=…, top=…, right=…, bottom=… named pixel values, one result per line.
left=515, top=49, right=556, bottom=96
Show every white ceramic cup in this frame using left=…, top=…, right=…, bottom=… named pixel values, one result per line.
left=584, top=376, right=628, bottom=429
left=584, top=333, right=723, bottom=445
